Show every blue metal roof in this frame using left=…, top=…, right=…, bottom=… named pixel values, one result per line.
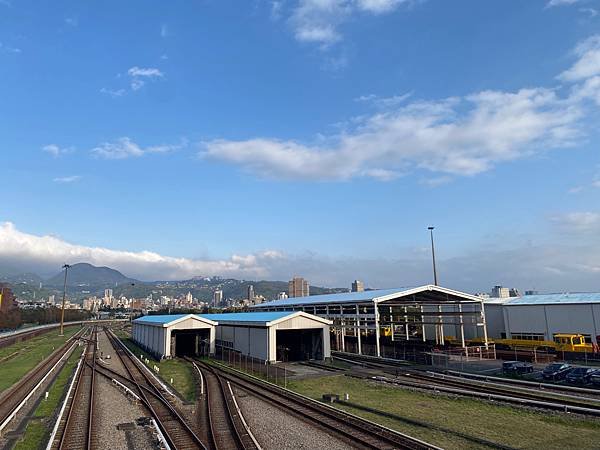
left=504, top=292, right=600, bottom=305
left=252, top=287, right=418, bottom=308
left=133, top=314, right=190, bottom=325
left=199, top=311, right=295, bottom=324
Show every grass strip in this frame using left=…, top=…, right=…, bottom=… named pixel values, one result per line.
left=0, top=327, right=80, bottom=395
left=12, top=346, right=82, bottom=450
left=287, top=374, right=600, bottom=450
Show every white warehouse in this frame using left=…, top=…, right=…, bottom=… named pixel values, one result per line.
left=131, top=311, right=332, bottom=362
left=132, top=314, right=217, bottom=359
left=484, top=293, right=600, bottom=344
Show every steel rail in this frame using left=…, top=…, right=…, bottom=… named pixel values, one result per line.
left=192, top=359, right=256, bottom=450
left=57, top=326, right=97, bottom=450
left=0, top=327, right=87, bottom=434
left=103, top=328, right=207, bottom=450
left=202, top=360, right=440, bottom=450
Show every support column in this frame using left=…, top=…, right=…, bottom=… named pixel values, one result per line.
left=481, top=302, right=489, bottom=349
left=421, top=305, right=426, bottom=342
left=438, top=304, right=445, bottom=345
left=356, top=305, right=362, bottom=355
left=389, top=306, right=394, bottom=341
left=340, top=305, right=345, bottom=352
left=459, top=304, right=466, bottom=348
left=404, top=306, right=409, bottom=341
left=375, top=303, right=381, bottom=357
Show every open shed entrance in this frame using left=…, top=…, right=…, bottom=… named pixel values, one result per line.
left=276, top=329, right=324, bottom=361
left=171, top=329, right=210, bottom=357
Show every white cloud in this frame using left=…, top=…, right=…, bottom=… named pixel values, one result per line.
left=91, top=137, right=183, bottom=160
left=203, top=35, right=600, bottom=181
left=100, top=87, right=126, bottom=98
left=204, top=88, right=581, bottom=180
left=289, top=0, right=410, bottom=46
left=546, top=0, right=583, bottom=7
left=160, top=24, right=168, bottom=38
left=0, top=42, right=21, bottom=53
left=127, top=66, right=164, bottom=91
left=53, top=175, right=82, bottom=183
left=65, top=17, right=78, bottom=27
left=559, top=35, right=600, bottom=81
left=579, top=7, right=599, bottom=17
left=355, top=92, right=412, bottom=108
left=2, top=220, right=600, bottom=291
left=0, top=222, right=282, bottom=281
left=271, top=1, right=284, bottom=20
left=42, top=144, right=73, bottom=157
left=552, top=211, right=600, bottom=232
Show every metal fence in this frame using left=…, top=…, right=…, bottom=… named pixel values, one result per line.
left=213, top=346, right=290, bottom=387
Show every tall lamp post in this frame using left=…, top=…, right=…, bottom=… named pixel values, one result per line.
left=428, top=227, right=438, bottom=286
left=59, top=264, right=71, bottom=336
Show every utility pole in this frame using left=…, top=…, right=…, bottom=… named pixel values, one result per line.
left=59, top=264, right=71, bottom=336
left=428, top=227, right=438, bottom=286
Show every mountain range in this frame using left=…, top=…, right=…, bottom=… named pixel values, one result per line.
left=1, top=263, right=347, bottom=303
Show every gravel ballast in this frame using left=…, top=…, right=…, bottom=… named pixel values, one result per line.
left=233, top=386, right=357, bottom=450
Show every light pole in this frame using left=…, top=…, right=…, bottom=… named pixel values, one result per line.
left=59, top=264, right=71, bottom=336
left=428, top=227, right=438, bottom=286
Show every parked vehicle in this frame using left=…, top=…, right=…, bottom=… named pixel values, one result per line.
left=566, top=367, right=598, bottom=384
left=542, top=363, right=572, bottom=381
left=502, top=361, right=534, bottom=375
left=590, top=371, right=600, bottom=387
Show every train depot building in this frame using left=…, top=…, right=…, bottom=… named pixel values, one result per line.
left=132, top=311, right=332, bottom=362
left=484, top=293, right=600, bottom=347
left=132, top=314, right=217, bottom=359
left=252, top=285, right=489, bottom=357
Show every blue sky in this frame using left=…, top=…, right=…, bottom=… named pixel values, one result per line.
left=1, top=0, right=600, bottom=292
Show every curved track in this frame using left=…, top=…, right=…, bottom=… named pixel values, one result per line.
left=202, top=360, right=440, bottom=450
left=192, top=360, right=258, bottom=450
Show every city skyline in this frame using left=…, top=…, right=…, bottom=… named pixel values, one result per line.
left=2, top=1, right=600, bottom=292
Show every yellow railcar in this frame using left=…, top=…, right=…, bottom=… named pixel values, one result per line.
left=473, top=333, right=593, bottom=353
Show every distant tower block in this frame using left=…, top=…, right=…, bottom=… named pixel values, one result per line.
left=351, top=280, right=364, bottom=292
left=288, top=277, right=309, bottom=298
left=247, top=285, right=255, bottom=302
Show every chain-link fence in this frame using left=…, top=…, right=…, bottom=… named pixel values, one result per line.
left=212, top=346, right=290, bottom=387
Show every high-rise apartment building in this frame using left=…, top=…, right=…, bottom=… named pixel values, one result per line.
left=288, top=277, right=309, bottom=298
left=491, top=285, right=510, bottom=298
left=213, top=289, right=223, bottom=306
left=351, top=280, right=364, bottom=292
left=247, top=285, right=255, bottom=302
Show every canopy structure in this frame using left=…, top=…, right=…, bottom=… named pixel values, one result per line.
left=252, top=285, right=488, bottom=356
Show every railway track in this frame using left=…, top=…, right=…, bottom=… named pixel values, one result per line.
left=334, top=352, right=600, bottom=414
left=191, top=359, right=259, bottom=450
left=0, top=327, right=86, bottom=434
left=52, top=327, right=98, bottom=450
left=104, top=328, right=207, bottom=450
left=204, top=360, right=440, bottom=450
